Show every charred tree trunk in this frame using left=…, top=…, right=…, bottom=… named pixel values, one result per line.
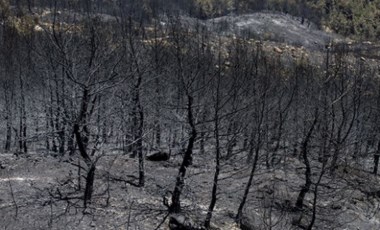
left=74, top=89, right=96, bottom=208
left=57, top=70, right=67, bottom=156
left=48, top=79, right=58, bottom=153
left=67, top=90, right=76, bottom=155
left=137, top=104, right=144, bottom=187
left=155, top=118, right=161, bottom=148
left=131, top=93, right=144, bottom=186
left=44, top=106, right=50, bottom=152
left=170, top=95, right=197, bottom=213
left=74, top=122, right=94, bottom=208
left=373, top=141, right=380, bottom=175
left=154, top=76, right=161, bottom=149
left=127, top=23, right=146, bottom=186
left=199, top=129, right=205, bottom=155
left=84, top=164, right=96, bottom=208
left=54, top=74, right=62, bottom=155
left=58, top=129, right=65, bottom=155
left=236, top=135, right=261, bottom=222
left=204, top=75, right=221, bottom=229
left=307, top=164, right=325, bottom=230
left=5, top=115, right=12, bottom=151
left=295, top=111, right=318, bottom=211
left=204, top=130, right=220, bottom=228
left=236, top=95, right=266, bottom=222
left=131, top=50, right=145, bottom=186
left=18, top=72, right=27, bottom=153
left=226, top=122, right=237, bottom=159
left=4, top=85, right=13, bottom=152
left=67, top=127, right=76, bottom=156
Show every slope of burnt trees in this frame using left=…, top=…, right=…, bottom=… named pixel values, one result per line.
left=1, top=1, right=380, bottom=229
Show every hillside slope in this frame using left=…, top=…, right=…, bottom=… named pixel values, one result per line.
left=205, top=12, right=341, bottom=50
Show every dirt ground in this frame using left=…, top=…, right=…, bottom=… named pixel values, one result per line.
left=1, top=149, right=380, bottom=230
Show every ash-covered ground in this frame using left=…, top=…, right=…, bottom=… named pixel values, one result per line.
left=1, top=148, right=380, bottom=230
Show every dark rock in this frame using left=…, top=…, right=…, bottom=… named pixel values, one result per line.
left=169, top=214, right=204, bottom=230
left=260, top=184, right=274, bottom=195
left=364, top=190, right=380, bottom=199
left=146, top=151, right=170, bottom=161
left=274, top=199, right=293, bottom=211
left=13, top=152, right=29, bottom=158
left=291, top=215, right=308, bottom=229
left=331, top=204, right=342, bottom=210
left=13, top=151, right=24, bottom=157
left=240, top=215, right=256, bottom=230
left=239, top=212, right=262, bottom=230
left=169, top=214, right=193, bottom=230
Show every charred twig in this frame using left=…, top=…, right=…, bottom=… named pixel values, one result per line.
left=7, top=176, right=18, bottom=220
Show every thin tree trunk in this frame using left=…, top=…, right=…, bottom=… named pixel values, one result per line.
left=307, top=164, right=325, bottom=230
left=204, top=139, right=220, bottom=228
left=5, top=116, right=12, bottom=151
left=3, top=83, right=13, bottom=152
left=4, top=101, right=12, bottom=152
left=226, top=122, right=237, bottom=159
left=49, top=80, right=58, bottom=153
left=74, top=88, right=96, bottom=207
left=200, top=128, right=205, bottom=155
left=295, top=112, right=318, bottom=211
left=137, top=105, right=144, bottom=187
left=170, top=95, right=197, bottom=213
left=22, top=113, right=27, bottom=153
left=67, top=129, right=75, bottom=156
left=373, top=141, right=380, bottom=175
left=84, top=164, right=96, bottom=208
left=236, top=140, right=260, bottom=222
left=131, top=65, right=144, bottom=185
left=204, top=68, right=222, bottom=228
left=236, top=90, right=267, bottom=222
left=19, top=72, right=27, bottom=153
left=45, top=108, right=50, bottom=151
left=154, top=74, right=161, bottom=149
left=58, top=69, right=67, bottom=156
left=54, top=73, right=62, bottom=155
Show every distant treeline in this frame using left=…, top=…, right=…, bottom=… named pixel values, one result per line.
left=191, top=0, right=380, bottom=40
left=2, top=0, right=380, bottom=40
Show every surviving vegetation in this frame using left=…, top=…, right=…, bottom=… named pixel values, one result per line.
left=0, top=0, right=380, bottom=229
